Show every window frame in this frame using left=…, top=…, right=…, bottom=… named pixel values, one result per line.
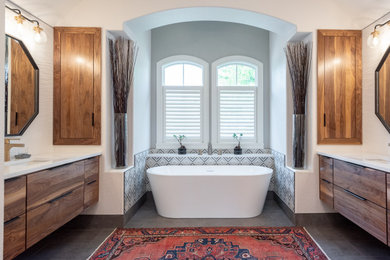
left=211, top=56, right=264, bottom=149
left=156, top=55, right=209, bottom=149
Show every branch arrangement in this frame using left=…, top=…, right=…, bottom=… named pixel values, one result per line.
left=285, top=42, right=312, bottom=114
left=109, top=36, right=138, bottom=113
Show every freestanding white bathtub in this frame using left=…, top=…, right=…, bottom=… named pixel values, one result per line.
left=147, top=165, right=273, bottom=218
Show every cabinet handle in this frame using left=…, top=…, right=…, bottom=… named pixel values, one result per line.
left=49, top=190, right=73, bottom=204
left=92, top=113, right=95, bottom=126
left=87, top=180, right=97, bottom=185
left=323, top=113, right=326, bottom=127
left=4, top=216, right=20, bottom=225
left=321, top=178, right=331, bottom=184
left=343, top=189, right=366, bottom=201
left=15, top=112, right=18, bottom=126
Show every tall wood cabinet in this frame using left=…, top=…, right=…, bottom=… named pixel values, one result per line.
left=317, top=30, right=362, bottom=144
left=53, top=27, right=101, bottom=145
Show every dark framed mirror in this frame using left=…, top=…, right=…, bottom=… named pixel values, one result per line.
left=5, top=34, right=39, bottom=136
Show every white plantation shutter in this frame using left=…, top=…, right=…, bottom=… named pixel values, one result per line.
left=156, top=56, right=209, bottom=148
left=164, top=88, right=201, bottom=139
left=212, top=56, right=264, bottom=148
left=219, top=89, right=256, bottom=139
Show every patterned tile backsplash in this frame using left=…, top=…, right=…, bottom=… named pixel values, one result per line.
left=124, top=149, right=295, bottom=214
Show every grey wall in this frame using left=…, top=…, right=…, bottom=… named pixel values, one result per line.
left=151, top=21, right=270, bottom=147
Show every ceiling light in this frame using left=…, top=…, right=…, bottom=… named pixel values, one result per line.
left=367, top=20, right=390, bottom=49
left=6, top=5, right=47, bottom=43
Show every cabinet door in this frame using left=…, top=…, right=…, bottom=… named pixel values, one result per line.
left=53, top=27, right=101, bottom=145
left=4, top=214, right=26, bottom=260
left=27, top=186, right=84, bottom=248
left=317, top=30, right=362, bottom=144
left=4, top=176, right=26, bottom=222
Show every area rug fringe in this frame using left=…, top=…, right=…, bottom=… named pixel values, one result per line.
left=87, top=228, right=118, bottom=260
left=303, top=227, right=331, bottom=260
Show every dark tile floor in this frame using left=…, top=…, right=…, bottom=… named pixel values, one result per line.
left=16, top=196, right=390, bottom=259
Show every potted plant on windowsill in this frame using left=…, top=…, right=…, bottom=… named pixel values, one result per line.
left=233, top=133, right=243, bottom=155
left=174, top=135, right=186, bottom=155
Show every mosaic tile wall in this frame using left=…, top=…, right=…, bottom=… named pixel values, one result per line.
left=124, top=149, right=295, bottom=214
left=123, top=150, right=149, bottom=213
left=272, top=150, right=295, bottom=211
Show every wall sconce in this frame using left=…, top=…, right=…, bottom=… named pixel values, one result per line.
left=367, top=19, right=390, bottom=48
left=6, top=5, right=47, bottom=43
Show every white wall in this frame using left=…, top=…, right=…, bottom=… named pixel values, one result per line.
left=150, top=21, right=270, bottom=148
left=5, top=6, right=54, bottom=157
left=269, top=32, right=288, bottom=154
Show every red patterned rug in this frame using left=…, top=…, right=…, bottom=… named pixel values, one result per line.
left=89, top=227, right=328, bottom=260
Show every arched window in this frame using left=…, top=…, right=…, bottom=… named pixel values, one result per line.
left=212, top=56, right=263, bottom=148
left=156, top=56, right=209, bottom=148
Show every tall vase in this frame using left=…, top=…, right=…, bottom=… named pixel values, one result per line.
left=292, top=114, right=305, bottom=168
left=114, top=113, right=128, bottom=168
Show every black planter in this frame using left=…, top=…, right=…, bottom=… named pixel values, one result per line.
left=234, top=147, right=242, bottom=155
left=178, top=147, right=186, bottom=155
left=293, top=114, right=305, bottom=168
left=114, top=113, right=127, bottom=168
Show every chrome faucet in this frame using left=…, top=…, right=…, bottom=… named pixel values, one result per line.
left=207, top=142, right=213, bottom=155
left=4, top=138, right=24, bottom=161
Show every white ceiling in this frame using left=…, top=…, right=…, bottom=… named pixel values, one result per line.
left=8, top=0, right=390, bottom=28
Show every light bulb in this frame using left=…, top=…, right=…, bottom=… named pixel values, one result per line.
left=33, top=25, right=47, bottom=43
left=367, top=29, right=380, bottom=48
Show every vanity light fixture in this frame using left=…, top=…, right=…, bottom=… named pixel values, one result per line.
left=6, top=5, right=47, bottom=43
left=367, top=19, right=390, bottom=48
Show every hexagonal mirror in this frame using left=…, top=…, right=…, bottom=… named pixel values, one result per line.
left=5, top=34, right=39, bottom=136
left=376, top=46, right=390, bottom=133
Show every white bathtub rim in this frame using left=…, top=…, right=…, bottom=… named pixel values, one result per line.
left=147, top=165, right=273, bottom=177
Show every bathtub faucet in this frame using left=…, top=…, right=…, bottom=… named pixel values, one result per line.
left=207, top=142, right=213, bottom=155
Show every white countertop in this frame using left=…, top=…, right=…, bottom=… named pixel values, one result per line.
left=4, top=151, right=102, bottom=180
left=147, top=153, right=273, bottom=157
left=317, top=151, right=390, bottom=173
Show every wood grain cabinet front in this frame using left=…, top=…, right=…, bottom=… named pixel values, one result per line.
left=4, top=214, right=26, bottom=260
left=317, top=30, right=362, bottom=144
left=334, top=186, right=387, bottom=243
left=334, top=159, right=386, bottom=208
left=84, top=156, right=99, bottom=208
left=4, top=176, right=26, bottom=222
left=27, top=161, right=85, bottom=210
left=27, top=186, right=84, bottom=248
left=53, top=27, right=101, bottom=145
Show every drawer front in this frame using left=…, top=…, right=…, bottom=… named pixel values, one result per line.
left=84, top=178, right=99, bottom=208
left=27, top=161, right=84, bottom=210
left=27, top=186, right=84, bottom=248
left=4, top=176, right=26, bottom=222
left=85, top=156, right=99, bottom=183
left=334, top=160, right=386, bottom=207
left=334, top=186, right=387, bottom=243
left=319, top=156, right=333, bottom=183
left=388, top=211, right=390, bottom=246
left=4, top=213, right=26, bottom=260
left=387, top=174, right=390, bottom=209
left=320, top=179, right=333, bottom=208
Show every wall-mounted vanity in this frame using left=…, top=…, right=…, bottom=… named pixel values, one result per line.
left=3, top=153, right=101, bottom=260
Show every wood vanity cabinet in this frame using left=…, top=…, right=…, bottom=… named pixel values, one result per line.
left=317, top=30, right=362, bottom=144
left=84, top=157, right=99, bottom=208
left=4, top=176, right=26, bottom=260
left=319, top=156, right=334, bottom=207
left=319, top=155, right=389, bottom=245
left=3, top=156, right=100, bottom=258
left=53, top=27, right=101, bottom=145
